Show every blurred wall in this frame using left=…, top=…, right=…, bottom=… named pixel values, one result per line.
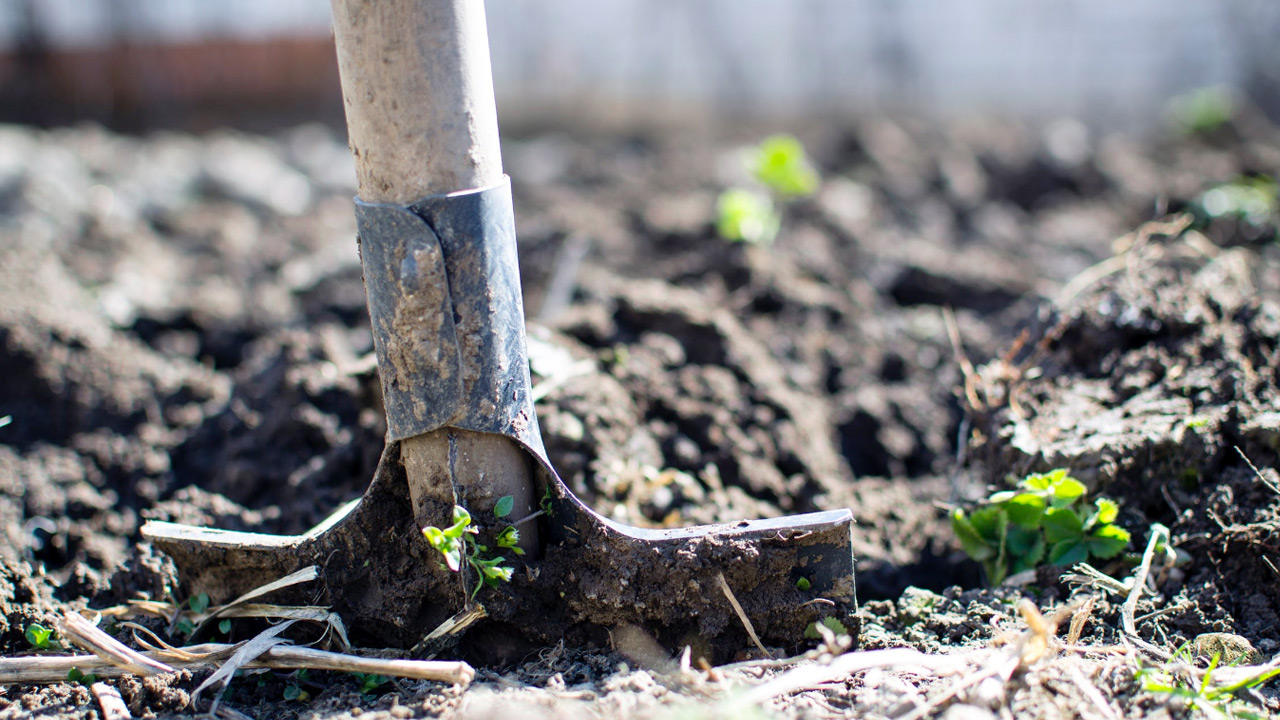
left=0, top=0, right=1275, bottom=131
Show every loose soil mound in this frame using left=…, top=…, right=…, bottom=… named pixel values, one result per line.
left=0, top=112, right=1278, bottom=718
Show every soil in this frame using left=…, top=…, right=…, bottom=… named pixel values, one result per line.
left=1, top=109, right=1279, bottom=719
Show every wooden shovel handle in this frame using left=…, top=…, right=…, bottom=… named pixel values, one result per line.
left=330, top=0, right=538, bottom=553
left=331, top=0, right=503, bottom=201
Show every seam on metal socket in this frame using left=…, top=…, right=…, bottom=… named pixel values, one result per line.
left=355, top=177, right=548, bottom=465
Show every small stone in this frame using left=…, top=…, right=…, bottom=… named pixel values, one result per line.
left=1193, top=633, right=1263, bottom=665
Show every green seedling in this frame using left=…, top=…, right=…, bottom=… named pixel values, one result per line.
left=803, top=616, right=849, bottom=640
left=716, top=189, right=779, bottom=245
left=716, top=134, right=820, bottom=245
left=218, top=619, right=232, bottom=636
left=353, top=672, right=390, bottom=695
left=67, top=667, right=98, bottom=686
left=795, top=577, right=811, bottom=591
left=1167, top=86, right=1236, bottom=135
left=951, top=469, right=1131, bottom=585
left=188, top=593, right=211, bottom=614
left=1197, top=176, right=1277, bottom=227
left=750, top=134, right=820, bottom=198
left=422, top=499, right=519, bottom=600
left=1137, top=643, right=1277, bottom=720
left=25, top=623, right=58, bottom=651
left=539, top=484, right=555, bottom=517
left=283, top=669, right=311, bottom=702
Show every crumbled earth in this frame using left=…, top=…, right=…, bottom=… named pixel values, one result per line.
left=0, top=108, right=1279, bottom=719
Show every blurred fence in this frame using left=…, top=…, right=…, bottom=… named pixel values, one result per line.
left=1, top=0, right=1277, bottom=131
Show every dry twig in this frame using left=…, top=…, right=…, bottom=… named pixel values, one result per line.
left=1121, top=525, right=1171, bottom=660
left=57, top=612, right=175, bottom=677
left=716, top=573, right=772, bottom=660
left=91, top=681, right=132, bottom=720
left=0, top=641, right=475, bottom=687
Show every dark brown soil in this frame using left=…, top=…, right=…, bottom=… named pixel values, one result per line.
left=1, top=110, right=1279, bottom=718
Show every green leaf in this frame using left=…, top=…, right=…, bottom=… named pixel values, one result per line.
left=1022, top=470, right=1063, bottom=492
left=988, top=490, right=1017, bottom=504
left=493, top=495, right=515, bottom=519
left=26, top=623, right=52, bottom=649
left=219, top=619, right=232, bottom=635
left=951, top=510, right=995, bottom=561
left=1048, top=476, right=1087, bottom=507
left=1004, top=493, right=1047, bottom=529
left=717, top=189, right=779, bottom=244
left=189, top=593, right=211, bottom=614
left=1091, top=498, right=1119, bottom=526
left=752, top=135, right=820, bottom=197
left=796, top=577, right=811, bottom=591
left=1049, top=538, right=1088, bottom=567
left=283, top=684, right=301, bottom=701
left=1087, top=525, right=1132, bottom=559
left=1007, top=526, right=1046, bottom=572
left=1043, top=507, right=1084, bottom=543
left=448, top=506, right=472, bottom=536
left=176, top=618, right=195, bottom=636
left=422, top=526, right=447, bottom=549
left=968, top=506, right=1007, bottom=542
left=804, top=617, right=849, bottom=639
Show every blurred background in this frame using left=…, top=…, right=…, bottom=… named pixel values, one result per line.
left=0, top=0, right=1278, bottom=133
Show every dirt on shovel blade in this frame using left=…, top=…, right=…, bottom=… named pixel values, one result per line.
left=1, top=113, right=1280, bottom=718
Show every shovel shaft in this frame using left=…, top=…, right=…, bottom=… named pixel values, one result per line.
left=331, top=0, right=537, bottom=549
left=332, top=0, right=502, bottom=200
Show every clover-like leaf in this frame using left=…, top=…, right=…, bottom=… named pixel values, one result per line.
left=493, top=495, right=515, bottom=519
left=1049, top=538, right=1088, bottom=567
left=189, top=593, right=211, bottom=614
left=1087, top=524, right=1132, bottom=559
left=1042, top=507, right=1084, bottom=543
left=1004, top=493, right=1047, bottom=530
left=951, top=510, right=995, bottom=561
left=968, top=505, right=1007, bottom=542
left=1022, top=470, right=1062, bottom=492
left=1007, top=526, right=1046, bottom=572
left=1048, top=476, right=1087, bottom=507
left=1090, top=498, right=1119, bottom=526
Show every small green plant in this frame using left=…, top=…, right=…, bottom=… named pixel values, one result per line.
left=422, top=499, right=521, bottom=600
left=353, top=672, right=390, bottom=695
left=795, top=576, right=811, bottom=591
left=67, top=667, right=98, bottom=686
left=25, top=623, right=58, bottom=651
left=716, top=189, right=779, bottom=245
left=1167, top=86, right=1236, bottom=135
left=751, top=134, right=820, bottom=198
left=951, top=469, right=1131, bottom=585
left=803, top=616, right=849, bottom=640
left=1197, top=176, right=1277, bottom=227
left=283, top=669, right=311, bottom=702
left=716, top=134, right=819, bottom=245
left=1137, top=643, right=1278, bottom=720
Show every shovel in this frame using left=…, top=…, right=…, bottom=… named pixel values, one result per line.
left=143, top=0, right=856, bottom=659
